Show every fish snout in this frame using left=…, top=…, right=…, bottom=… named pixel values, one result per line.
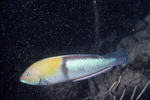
left=20, top=74, right=26, bottom=83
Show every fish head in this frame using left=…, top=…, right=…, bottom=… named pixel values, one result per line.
left=20, top=67, right=41, bottom=85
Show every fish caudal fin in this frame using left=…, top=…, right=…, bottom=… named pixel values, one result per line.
left=104, top=48, right=129, bottom=66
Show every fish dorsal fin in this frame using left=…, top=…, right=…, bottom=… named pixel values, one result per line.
left=73, top=67, right=112, bottom=82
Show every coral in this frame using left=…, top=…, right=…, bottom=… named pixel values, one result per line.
left=109, top=76, right=150, bottom=100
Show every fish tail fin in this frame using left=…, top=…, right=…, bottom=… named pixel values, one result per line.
left=104, top=48, right=129, bottom=66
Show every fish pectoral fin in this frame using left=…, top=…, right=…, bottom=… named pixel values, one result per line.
left=39, top=76, right=49, bottom=85
left=41, top=76, right=47, bottom=81
left=73, top=67, right=112, bottom=82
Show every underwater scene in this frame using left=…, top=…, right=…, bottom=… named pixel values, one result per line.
left=1, top=0, right=150, bottom=100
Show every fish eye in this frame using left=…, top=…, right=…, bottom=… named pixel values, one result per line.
left=26, top=72, right=30, bottom=77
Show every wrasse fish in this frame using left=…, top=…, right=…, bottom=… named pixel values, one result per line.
left=20, top=48, right=129, bottom=85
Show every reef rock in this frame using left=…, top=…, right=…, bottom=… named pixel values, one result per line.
left=144, top=14, right=150, bottom=24
left=86, top=15, right=150, bottom=100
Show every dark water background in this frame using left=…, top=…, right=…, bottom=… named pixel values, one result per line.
left=0, top=0, right=150, bottom=100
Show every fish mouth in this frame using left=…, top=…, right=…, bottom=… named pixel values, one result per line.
left=20, top=79, right=27, bottom=83
left=20, top=76, right=27, bottom=84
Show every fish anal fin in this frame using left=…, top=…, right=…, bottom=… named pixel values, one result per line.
left=73, top=67, right=112, bottom=82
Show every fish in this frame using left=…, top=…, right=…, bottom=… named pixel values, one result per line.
left=20, top=48, right=129, bottom=85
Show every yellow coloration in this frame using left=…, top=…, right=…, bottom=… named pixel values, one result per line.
left=30, top=57, right=62, bottom=77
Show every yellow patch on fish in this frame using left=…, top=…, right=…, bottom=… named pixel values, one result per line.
left=30, top=57, right=62, bottom=77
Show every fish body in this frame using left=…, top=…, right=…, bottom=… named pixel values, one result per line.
left=20, top=48, right=129, bottom=85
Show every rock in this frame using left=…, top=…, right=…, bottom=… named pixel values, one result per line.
left=117, top=36, right=136, bottom=49
left=85, top=15, right=150, bottom=100
left=133, top=53, right=149, bottom=70
left=86, top=63, right=150, bottom=100
left=43, top=82, right=88, bottom=100
left=120, top=67, right=150, bottom=93
left=144, top=14, right=150, bottom=24
left=88, top=79, right=100, bottom=97
left=117, top=36, right=150, bottom=63
left=146, top=25, right=150, bottom=35
left=134, top=30, right=149, bottom=41
left=132, top=20, right=146, bottom=32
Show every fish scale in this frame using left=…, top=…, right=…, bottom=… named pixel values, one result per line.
left=65, top=57, right=115, bottom=80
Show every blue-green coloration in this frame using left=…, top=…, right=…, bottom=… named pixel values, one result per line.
left=63, top=48, right=129, bottom=82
